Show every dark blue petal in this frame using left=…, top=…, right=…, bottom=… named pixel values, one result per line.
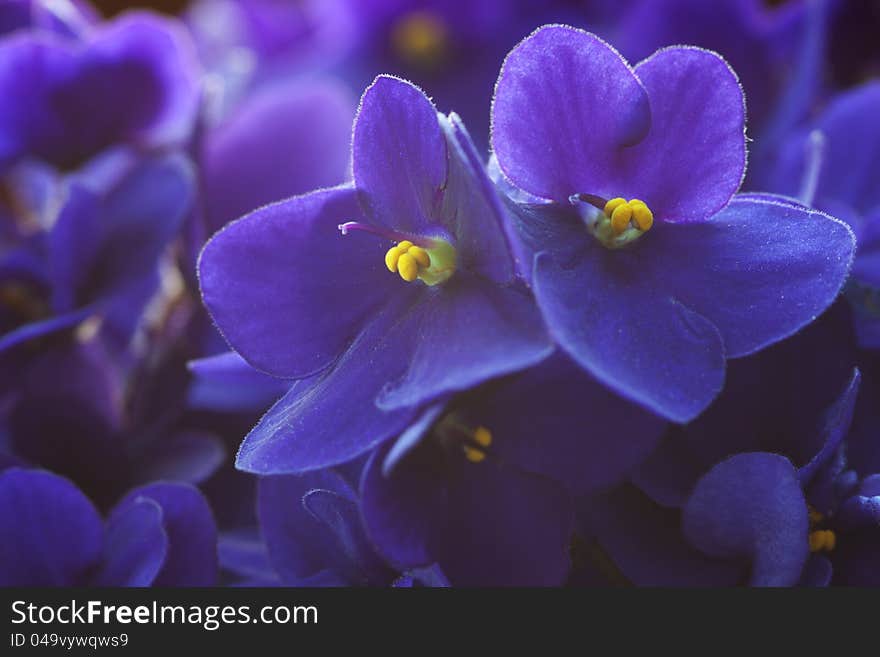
left=472, top=354, right=666, bottom=495
left=799, top=368, right=860, bottom=485
left=646, top=196, right=855, bottom=358
left=235, top=298, right=417, bottom=474
left=683, top=453, right=809, bottom=586
left=118, top=483, right=218, bottom=586
left=0, top=468, right=103, bottom=586
left=94, top=497, right=167, bottom=587
left=580, top=485, right=745, bottom=587
left=375, top=276, right=553, bottom=412
left=534, top=244, right=725, bottom=423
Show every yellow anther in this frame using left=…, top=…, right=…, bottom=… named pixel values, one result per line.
left=385, top=246, right=402, bottom=272
left=809, top=529, right=836, bottom=553
left=397, top=252, right=419, bottom=282
left=630, top=200, right=653, bottom=231
left=384, top=238, right=456, bottom=285
left=808, top=507, right=824, bottom=525
left=408, top=245, right=431, bottom=268
left=603, top=197, right=627, bottom=218
left=592, top=197, right=655, bottom=248
left=610, top=203, right=633, bottom=235
left=472, top=426, right=492, bottom=448
left=462, top=445, right=487, bottom=463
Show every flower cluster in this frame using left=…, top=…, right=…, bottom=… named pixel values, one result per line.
left=1, top=0, right=878, bottom=587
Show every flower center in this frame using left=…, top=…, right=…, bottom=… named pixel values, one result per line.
left=808, top=507, right=837, bottom=553
left=384, top=239, right=456, bottom=286
left=579, top=196, right=654, bottom=249
left=339, top=222, right=457, bottom=286
left=432, top=414, right=493, bottom=464
left=390, top=10, right=448, bottom=70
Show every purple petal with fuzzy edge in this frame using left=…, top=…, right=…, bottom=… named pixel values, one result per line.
left=491, top=25, right=650, bottom=203
left=645, top=195, right=855, bottom=358
left=199, top=183, right=403, bottom=379
left=352, top=75, right=447, bottom=234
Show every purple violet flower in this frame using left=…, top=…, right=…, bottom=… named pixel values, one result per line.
left=199, top=75, right=552, bottom=474
left=491, top=25, right=855, bottom=422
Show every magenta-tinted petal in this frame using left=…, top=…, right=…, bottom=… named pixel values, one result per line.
left=375, top=276, right=553, bottom=411
left=95, top=497, right=168, bottom=587
left=0, top=468, right=103, bottom=586
left=683, top=453, right=809, bottom=587
left=199, top=184, right=401, bottom=378
left=492, top=25, right=650, bottom=202
left=647, top=196, right=855, bottom=358
left=625, top=47, right=746, bottom=223
left=352, top=75, right=447, bottom=232
left=203, top=79, right=355, bottom=231
left=533, top=249, right=725, bottom=423
left=235, top=297, right=419, bottom=474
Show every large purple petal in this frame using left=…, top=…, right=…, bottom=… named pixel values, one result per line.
left=203, top=79, right=355, bottom=231
left=94, top=497, right=168, bottom=587
left=119, top=482, right=218, bottom=587
left=375, top=275, right=553, bottom=411
left=491, top=25, right=650, bottom=203
left=0, top=468, right=103, bottom=586
left=199, top=183, right=402, bottom=379
left=682, top=453, right=809, bottom=587
left=623, top=46, right=746, bottom=223
left=533, top=243, right=725, bottom=423
left=352, top=75, right=447, bottom=233
left=647, top=196, right=855, bottom=358
left=234, top=296, right=419, bottom=474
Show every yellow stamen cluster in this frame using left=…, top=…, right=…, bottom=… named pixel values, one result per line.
left=384, top=238, right=456, bottom=286
left=603, top=197, right=654, bottom=235
left=462, top=426, right=493, bottom=463
left=385, top=240, right=431, bottom=282
left=809, top=529, right=836, bottom=553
